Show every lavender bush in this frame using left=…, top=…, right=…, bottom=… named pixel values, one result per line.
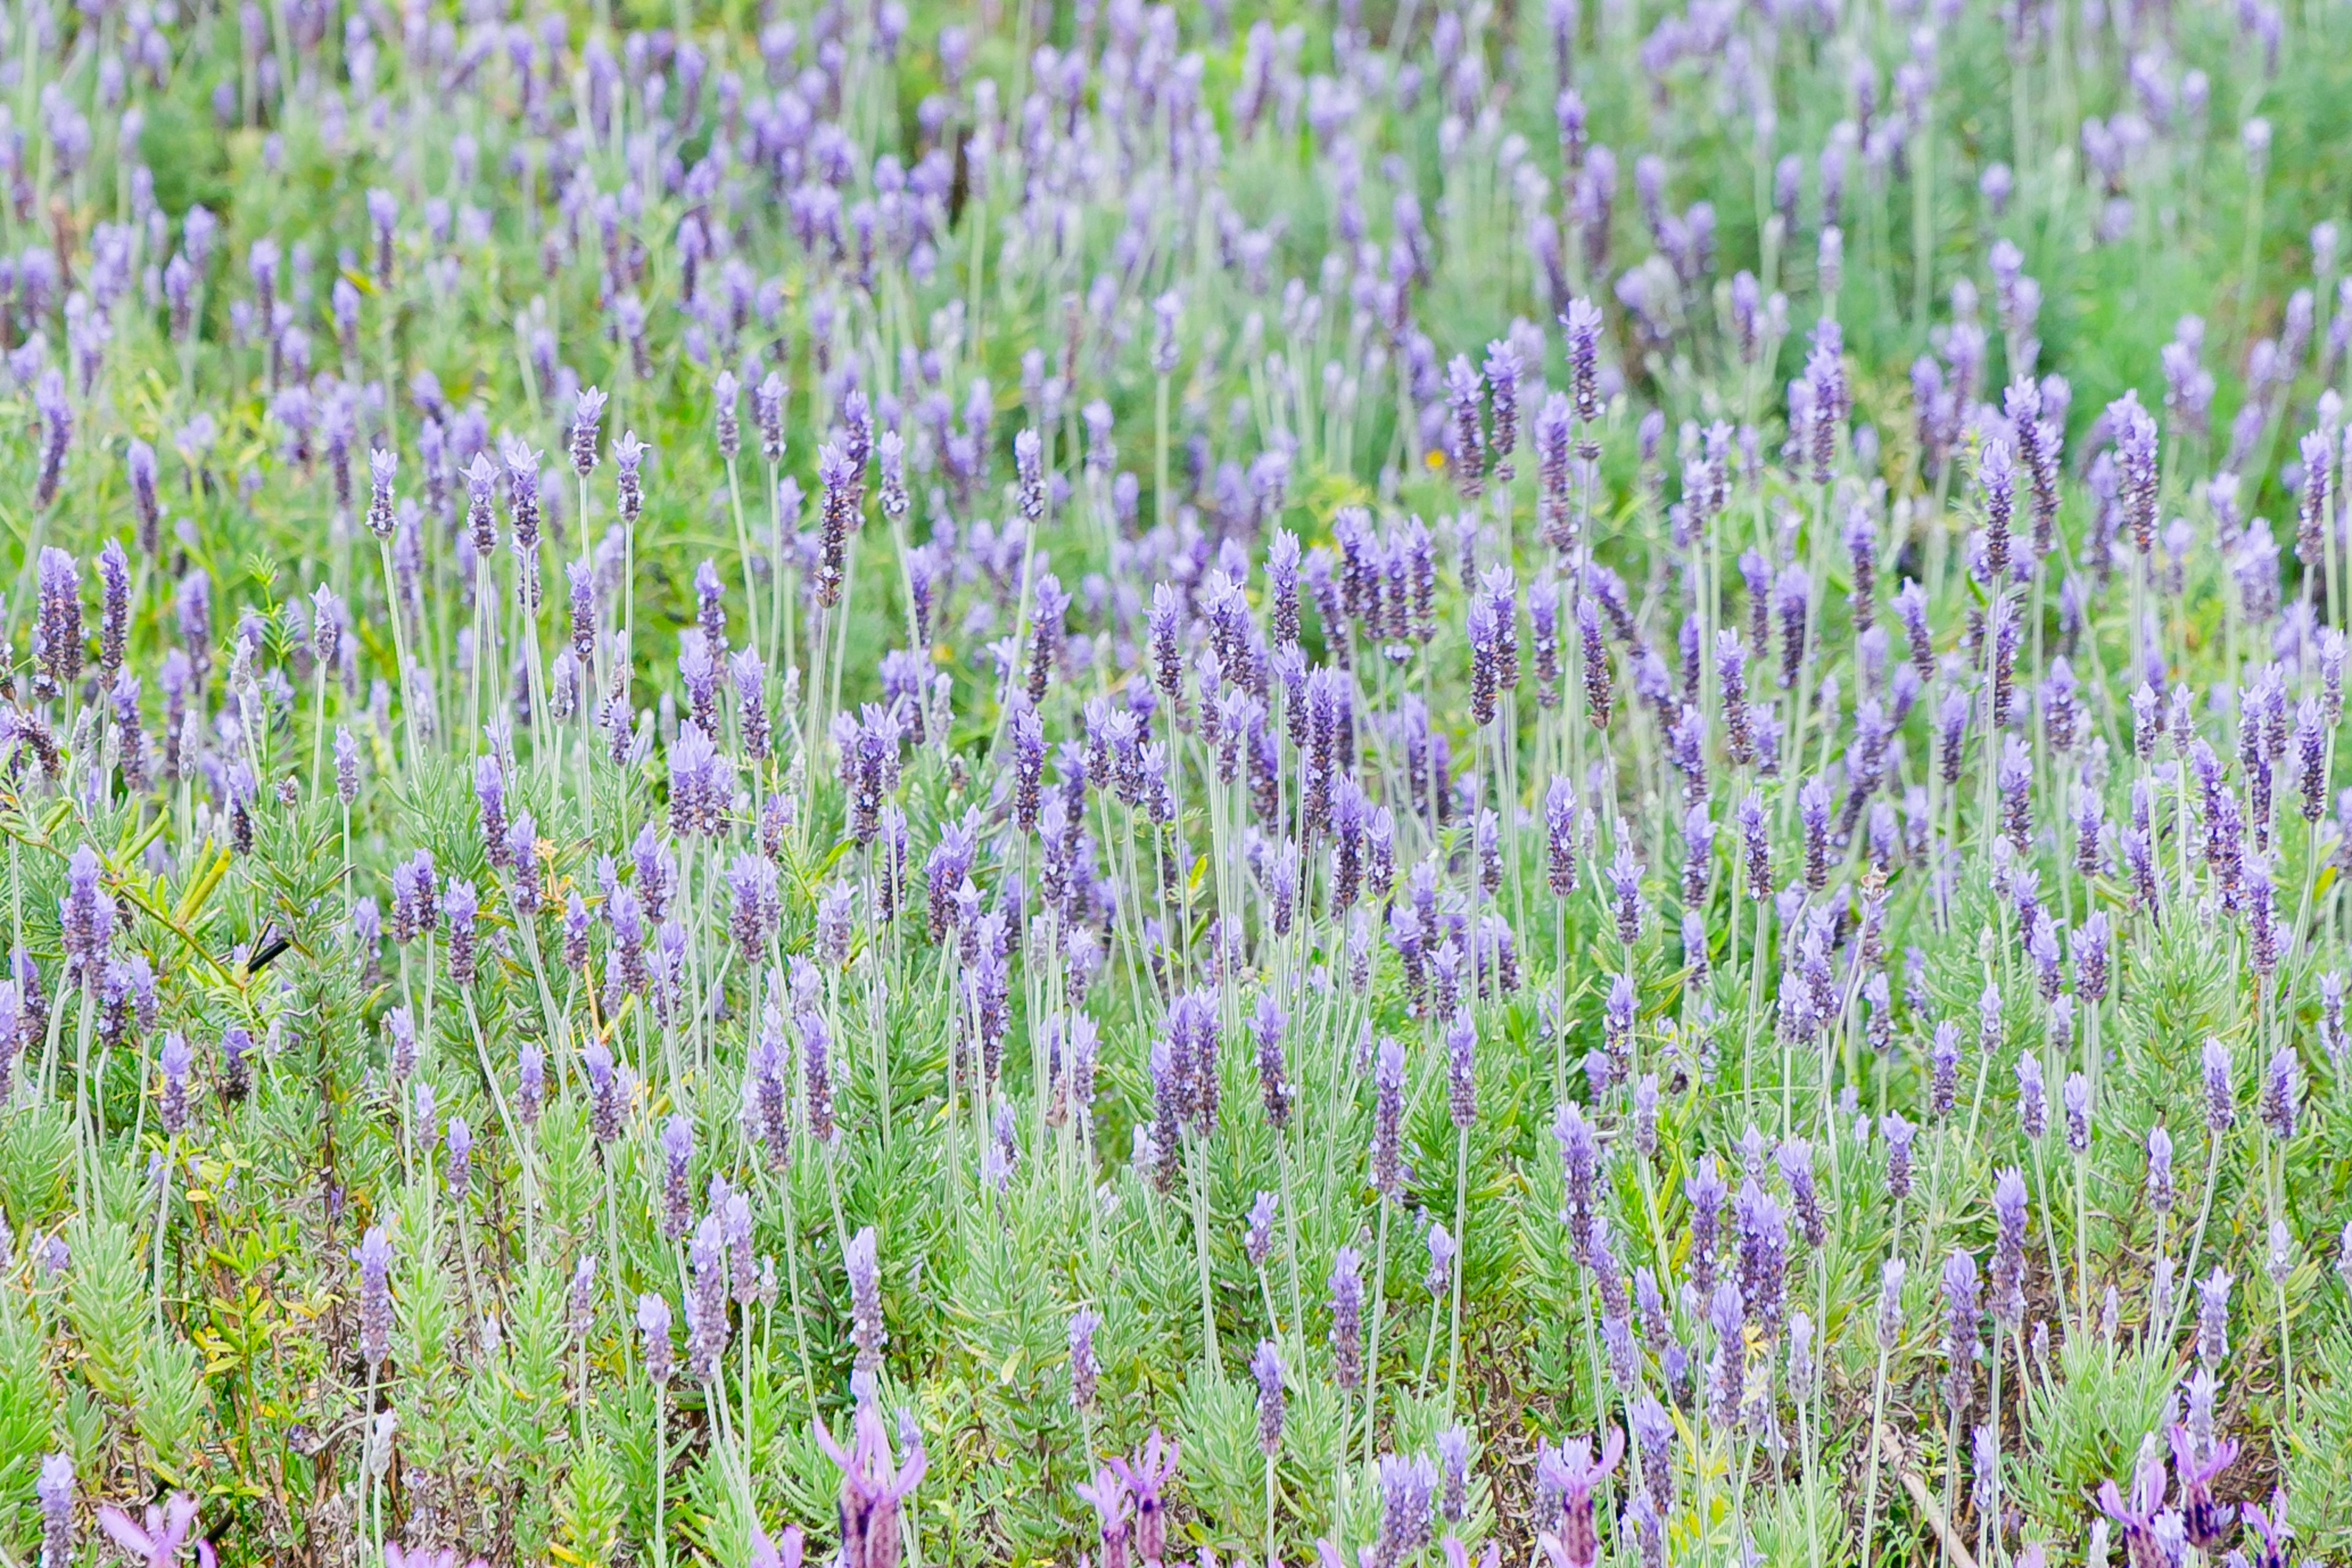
left=0, top=0, right=2348, bottom=1562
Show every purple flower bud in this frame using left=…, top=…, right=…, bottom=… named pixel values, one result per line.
left=1328, top=1247, right=1364, bottom=1392
left=799, top=1009, right=837, bottom=1145
left=658, top=1114, right=694, bottom=1239
left=637, top=1291, right=674, bottom=1385
left=358, top=1226, right=392, bottom=1372
left=1545, top=776, right=1581, bottom=895
left=518, top=1042, right=543, bottom=1126
left=1376, top=1453, right=1438, bottom=1568
left=1251, top=992, right=1291, bottom=1130
left=1371, top=1038, right=1405, bottom=1198
left=442, top=879, right=478, bottom=986
left=1068, top=1306, right=1100, bottom=1411
left=846, top=1224, right=884, bottom=1374
left=1990, top=1168, right=2029, bottom=1324
left=157, top=1030, right=192, bottom=1135
left=1250, top=1338, right=1285, bottom=1456
left=1876, top=1257, right=1907, bottom=1351
left=1444, top=1008, right=1477, bottom=1129
left=2260, top=1046, right=2299, bottom=1140
left=445, top=1114, right=473, bottom=1199
left=2062, top=1072, right=2092, bottom=1153
left=1940, top=1248, right=1981, bottom=1415
left=37, top=1452, right=72, bottom=1568
left=711, top=370, right=741, bottom=461
left=2015, top=1052, right=2048, bottom=1140
left=2197, top=1267, right=2231, bottom=1368
left=1733, top=1177, right=1789, bottom=1337
left=2203, top=1037, right=2235, bottom=1133
left=366, top=447, right=398, bottom=540
left=126, top=440, right=160, bottom=553
left=571, top=386, right=606, bottom=477
left=59, top=846, right=111, bottom=980
left=614, top=430, right=648, bottom=525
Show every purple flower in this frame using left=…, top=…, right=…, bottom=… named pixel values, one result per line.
left=1545, top=777, right=1580, bottom=894
left=159, top=1032, right=191, bottom=1136
left=2260, top=1046, right=2299, bottom=1140
left=37, top=1452, right=73, bottom=1568
left=614, top=430, right=649, bottom=526
left=748, top=1526, right=805, bottom=1568
left=1606, top=845, right=1645, bottom=946
left=712, top=369, right=741, bottom=461
left=2146, top=1123, right=2176, bottom=1212
left=2108, top=391, right=2160, bottom=552
left=2240, top=1490, right=2291, bottom=1568
left=1329, top=1246, right=1364, bottom=1392
left=1874, top=1257, right=1907, bottom=1351
left=1371, top=1037, right=1405, bottom=1198
left=445, top=1115, right=472, bottom=1199
left=752, top=372, right=788, bottom=464
left=1562, top=299, right=1604, bottom=424
left=97, top=1492, right=202, bottom=1568
left=1067, top=1306, right=1100, bottom=1412
left=36, top=546, right=81, bottom=695
left=2197, top=1267, right=2231, bottom=1368
left=1444, top=1008, right=1477, bottom=1128
left=33, top=371, right=70, bottom=510
left=2063, top=1072, right=2092, bottom=1153
left=1883, top=1112, right=1917, bottom=1200
left=571, top=386, right=606, bottom=477
left=1377, top=1452, right=1437, bottom=1568
left=1250, top=1338, right=1285, bottom=1456
left=2166, top=1422, right=2240, bottom=1548
left=659, top=1114, right=694, bottom=1240
left=1989, top=1168, right=2029, bottom=1325
left=2094, top=1439, right=2168, bottom=1567
left=636, top=1292, right=674, bottom=1385
left=584, top=1038, right=621, bottom=1143
left=60, top=845, right=110, bottom=980
left=2203, top=1036, right=2235, bottom=1133
left=1106, top=1431, right=1175, bottom=1567
left=846, top=1224, right=885, bottom=1379
left=1578, top=597, right=1611, bottom=726
left=1939, top=1248, right=1980, bottom=1415
left=1536, top=1427, right=1621, bottom=1568
left=1251, top=992, right=1291, bottom=1130
left=1423, top=1217, right=1458, bottom=1301
left=2015, top=1052, right=2048, bottom=1140
left=442, top=879, right=478, bottom=986
left=799, top=1009, right=837, bottom=1145
left=686, top=1213, right=731, bottom=1381
left=1075, top=1466, right=1131, bottom=1568
left=1733, top=1178, right=1788, bottom=1336
left=1778, top=1137, right=1825, bottom=1246
left=358, top=1226, right=392, bottom=1373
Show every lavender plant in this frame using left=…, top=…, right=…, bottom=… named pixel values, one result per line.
left=1, top=0, right=2351, bottom=1562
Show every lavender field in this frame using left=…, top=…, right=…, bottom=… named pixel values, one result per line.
left=2, top=0, right=2351, bottom=1562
